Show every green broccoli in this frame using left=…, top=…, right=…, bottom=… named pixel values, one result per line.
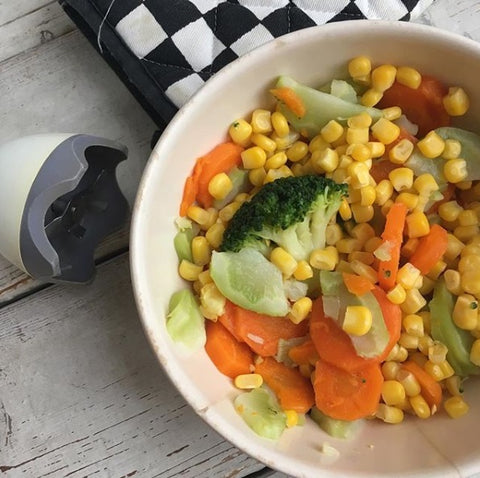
left=220, top=175, right=348, bottom=261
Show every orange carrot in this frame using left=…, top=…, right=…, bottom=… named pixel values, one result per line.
left=378, top=202, right=408, bottom=291
left=270, top=87, right=306, bottom=118
left=342, top=272, right=374, bottom=296
left=288, top=340, right=319, bottom=366
left=313, top=359, right=384, bottom=420
left=205, top=320, right=253, bottom=379
left=219, top=301, right=308, bottom=357
left=378, top=75, right=450, bottom=137
left=255, top=357, right=315, bottom=413
left=370, top=286, right=402, bottom=363
left=409, top=224, right=448, bottom=275
left=179, top=142, right=243, bottom=215
left=310, top=297, right=375, bottom=371
left=402, top=360, right=443, bottom=408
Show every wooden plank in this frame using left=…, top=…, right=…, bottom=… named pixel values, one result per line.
left=0, top=28, right=156, bottom=304
left=0, top=0, right=53, bottom=26
left=0, top=2, right=75, bottom=63
left=0, top=253, right=282, bottom=477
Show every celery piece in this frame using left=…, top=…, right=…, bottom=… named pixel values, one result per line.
left=330, top=79, right=358, bottom=104
left=166, top=289, right=206, bottom=353
left=275, top=76, right=382, bottom=138
left=234, top=387, right=286, bottom=440
left=174, top=228, right=195, bottom=262
left=429, top=279, right=480, bottom=377
left=210, top=248, right=289, bottom=316
left=319, top=271, right=389, bottom=359
left=310, top=407, right=360, bottom=439
left=213, top=167, right=250, bottom=210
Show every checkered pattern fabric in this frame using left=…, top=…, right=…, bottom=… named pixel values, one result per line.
left=60, top=0, right=433, bottom=129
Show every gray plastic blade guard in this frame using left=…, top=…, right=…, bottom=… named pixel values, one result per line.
left=20, top=134, right=129, bottom=284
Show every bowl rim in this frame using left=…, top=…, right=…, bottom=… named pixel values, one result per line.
left=130, top=19, right=480, bottom=478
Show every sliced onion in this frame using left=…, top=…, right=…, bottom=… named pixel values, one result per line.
left=374, top=240, right=393, bottom=261
left=322, top=296, right=342, bottom=321
left=246, top=333, right=264, bottom=345
left=394, top=115, right=419, bottom=136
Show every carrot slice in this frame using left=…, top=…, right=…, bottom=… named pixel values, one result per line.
left=179, top=142, right=243, bottom=215
left=270, top=87, right=306, bottom=118
left=342, top=272, right=374, bottom=296
left=378, top=202, right=408, bottom=291
left=313, top=359, right=383, bottom=420
left=219, top=301, right=308, bottom=357
left=401, top=360, right=443, bottom=409
left=205, top=320, right=253, bottom=379
left=288, top=339, right=319, bottom=366
left=255, top=357, right=315, bottom=413
left=378, top=75, right=450, bottom=137
left=409, top=224, right=448, bottom=275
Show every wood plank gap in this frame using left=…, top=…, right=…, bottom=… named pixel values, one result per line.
left=0, top=0, right=57, bottom=28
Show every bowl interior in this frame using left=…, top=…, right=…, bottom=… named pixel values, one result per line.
left=131, top=20, right=480, bottom=478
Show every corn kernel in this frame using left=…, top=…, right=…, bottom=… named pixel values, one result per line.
left=241, top=146, right=267, bottom=169
left=309, top=134, right=330, bottom=152
left=331, top=167, right=348, bottom=184
left=382, top=361, right=401, bottom=380
left=382, top=380, right=406, bottom=406
left=348, top=161, right=370, bottom=189
left=251, top=133, right=276, bottom=152
left=444, top=396, right=469, bottom=418
left=364, top=236, right=383, bottom=253
left=419, top=312, right=431, bottom=336
left=445, top=375, right=463, bottom=396
left=371, top=118, right=400, bottom=145
left=414, top=173, right=439, bottom=196
left=265, top=152, right=287, bottom=170
left=367, top=141, right=386, bottom=158
left=439, top=360, right=455, bottom=379
left=229, top=119, right=252, bottom=146
left=357, top=185, right=376, bottom=207
left=400, top=288, right=426, bottom=314
left=248, top=167, right=267, bottom=186
left=351, top=203, right=374, bottom=223
left=325, top=223, right=343, bottom=245
left=406, top=211, right=430, bottom=238
left=311, top=147, right=339, bottom=173
left=234, top=373, right=263, bottom=389
left=397, top=192, right=419, bottom=211
left=389, top=138, right=414, bottom=164
left=200, top=282, right=226, bottom=320
left=454, top=225, right=479, bottom=243
left=263, top=165, right=294, bottom=184
left=321, top=120, right=344, bottom=143
left=285, top=409, right=299, bottom=428
left=343, top=305, right=372, bottom=336
left=205, top=222, right=225, bottom=249
left=442, top=139, right=462, bottom=160
left=424, top=360, right=444, bottom=381
left=389, top=167, right=414, bottom=191
left=289, top=297, right=313, bottom=324
left=339, top=198, right=352, bottom=221
left=271, top=111, right=289, bottom=137
left=401, top=315, right=424, bottom=341
left=443, top=87, right=470, bottom=116
left=251, top=109, right=272, bottom=134
left=444, top=158, right=467, bottom=184
left=376, top=404, right=404, bottom=424
left=191, top=236, right=212, bottom=266
left=360, top=88, right=383, bottom=107
left=374, top=179, right=394, bottom=206
left=371, top=64, right=397, bottom=92
left=426, top=260, right=447, bottom=281
left=348, top=56, right=372, bottom=78
left=348, top=112, right=372, bottom=129
left=293, top=260, right=314, bottom=281
left=439, top=203, right=462, bottom=226
left=461, top=269, right=480, bottom=295
left=453, top=294, right=478, bottom=330
left=458, top=253, right=480, bottom=272
left=351, top=222, right=376, bottom=243
left=444, top=269, right=462, bottom=295
left=348, top=251, right=374, bottom=266
left=419, top=276, right=434, bottom=295
left=470, top=339, right=480, bottom=366
left=445, top=234, right=465, bottom=261
left=286, top=141, right=309, bottom=162
left=346, top=127, right=370, bottom=145
left=401, top=238, right=419, bottom=259
left=399, top=332, right=419, bottom=350
left=382, top=106, right=402, bottom=121
left=219, top=202, right=241, bottom=222
left=409, top=394, right=431, bottom=419
left=271, top=131, right=299, bottom=150
left=270, top=247, right=297, bottom=277
left=397, top=369, right=422, bottom=397
left=417, top=131, right=445, bottom=158
left=395, top=66, right=421, bottom=89
left=187, top=205, right=213, bottom=228
left=178, top=259, right=203, bottom=281
left=310, top=246, right=339, bottom=271
left=456, top=180, right=472, bottom=191
left=348, top=143, right=371, bottom=162
left=385, top=284, right=406, bottom=307
left=208, top=172, right=233, bottom=201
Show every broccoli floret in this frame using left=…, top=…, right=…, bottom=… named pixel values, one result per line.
left=220, top=175, right=348, bottom=261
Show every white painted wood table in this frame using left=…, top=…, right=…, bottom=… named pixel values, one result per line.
left=0, top=1, right=479, bottom=477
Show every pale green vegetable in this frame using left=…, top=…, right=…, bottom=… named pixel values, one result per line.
left=210, top=248, right=289, bottom=316
left=275, top=76, right=382, bottom=138
left=330, top=79, right=358, bottom=104
left=234, top=387, right=286, bottom=440
left=174, top=229, right=195, bottom=262
left=166, top=290, right=206, bottom=353
left=310, top=407, right=361, bottom=439
left=319, top=271, right=389, bottom=359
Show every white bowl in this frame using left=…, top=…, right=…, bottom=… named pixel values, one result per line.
left=131, top=20, right=480, bottom=478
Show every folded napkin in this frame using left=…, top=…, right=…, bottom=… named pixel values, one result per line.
left=60, top=0, right=434, bottom=131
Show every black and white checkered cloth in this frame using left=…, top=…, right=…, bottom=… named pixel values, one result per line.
left=60, top=0, right=433, bottom=130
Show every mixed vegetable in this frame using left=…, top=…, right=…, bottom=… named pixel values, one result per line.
left=168, top=55, right=480, bottom=441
